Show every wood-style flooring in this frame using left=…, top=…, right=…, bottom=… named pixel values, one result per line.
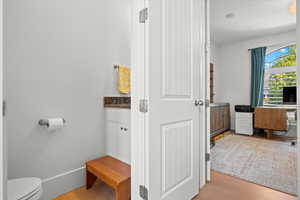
left=194, top=171, right=297, bottom=200
left=54, top=171, right=297, bottom=200
left=53, top=181, right=115, bottom=200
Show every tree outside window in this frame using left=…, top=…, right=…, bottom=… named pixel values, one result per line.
left=264, top=45, right=297, bottom=105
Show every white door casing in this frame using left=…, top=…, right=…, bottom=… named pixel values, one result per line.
left=204, top=0, right=211, bottom=183
left=131, top=0, right=146, bottom=199
left=145, top=0, right=205, bottom=199
left=0, top=0, right=4, bottom=198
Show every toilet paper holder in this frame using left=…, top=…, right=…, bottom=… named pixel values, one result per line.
left=38, top=118, right=66, bottom=127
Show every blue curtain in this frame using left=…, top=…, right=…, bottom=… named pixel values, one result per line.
left=251, top=47, right=267, bottom=108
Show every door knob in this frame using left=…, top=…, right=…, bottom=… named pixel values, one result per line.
left=195, top=100, right=204, bottom=106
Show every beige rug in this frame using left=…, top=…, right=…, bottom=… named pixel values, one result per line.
left=211, top=134, right=297, bottom=195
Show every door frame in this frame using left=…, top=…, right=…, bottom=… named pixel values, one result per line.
left=131, top=0, right=146, bottom=199
left=131, top=0, right=208, bottom=199
left=204, top=0, right=211, bottom=183
left=199, top=0, right=209, bottom=188
left=0, top=0, right=5, bottom=197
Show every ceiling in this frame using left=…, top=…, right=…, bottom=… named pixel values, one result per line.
left=210, top=0, right=296, bottom=45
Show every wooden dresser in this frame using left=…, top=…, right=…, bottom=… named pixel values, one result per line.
left=210, top=103, right=230, bottom=137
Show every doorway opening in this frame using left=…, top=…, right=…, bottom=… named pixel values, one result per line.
left=208, top=0, right=298, bottom=197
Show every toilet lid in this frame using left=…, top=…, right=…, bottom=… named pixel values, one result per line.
left=8, top=178, right=42, bottom=200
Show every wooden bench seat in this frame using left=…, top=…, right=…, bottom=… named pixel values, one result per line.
left=86, top=156, right=131, bottom=200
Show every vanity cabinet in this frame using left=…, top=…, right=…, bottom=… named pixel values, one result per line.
left=210, top=103, right=230, bottom=137
left=105, top=108, right=131, bottom=164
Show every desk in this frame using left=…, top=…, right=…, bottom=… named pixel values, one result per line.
left=254, top=107, right=288, bottom=138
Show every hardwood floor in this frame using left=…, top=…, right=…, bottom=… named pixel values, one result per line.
left=53, top=181, right=115, bottom=200
left=54, top=171, right=297, bottom=200
left=195, top=171, right=297, bottom=200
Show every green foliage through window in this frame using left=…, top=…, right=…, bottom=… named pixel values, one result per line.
left=271, top=46, right=296, bottom=68
left=264, top=45, right=297, bottom=105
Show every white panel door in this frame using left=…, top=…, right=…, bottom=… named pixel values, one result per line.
left=145, top=0, right=203, bottom=199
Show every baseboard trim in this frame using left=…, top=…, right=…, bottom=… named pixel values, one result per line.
left=42, top=166, right=85, bottom=183
left=41, top=166, right=86, bottom=200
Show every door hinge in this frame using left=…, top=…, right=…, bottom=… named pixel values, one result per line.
left=3, top=100, right=6, bottom=117
left=205, top=153, right=210, bottom=162
left=205, top=42, right=210, bottom=54
left=139, top=99, right=148, bottom=113
left=139, top=8, right=148, bottom=23
left=205, top=99, right=210, bottom=107
left=139, top=185, right=148, bottom=200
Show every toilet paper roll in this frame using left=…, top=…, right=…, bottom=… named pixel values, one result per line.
left=47, top=118, right=64, bottom=131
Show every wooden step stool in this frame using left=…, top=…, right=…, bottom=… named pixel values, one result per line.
left=86, top=156, right=131, bottom=200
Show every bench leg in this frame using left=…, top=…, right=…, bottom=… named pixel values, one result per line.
left=86, top=169, right=97, bottom=190
left=267, top=130, right=273, bottom=139
left=116, top=179, right=131, bottom=200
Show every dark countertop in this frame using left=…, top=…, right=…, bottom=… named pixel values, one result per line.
left=210, top=103, right=230, bottom=107
left=104, top=96, right=131, bottom=109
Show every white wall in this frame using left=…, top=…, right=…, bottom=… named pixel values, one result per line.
left=210, top=42, right=217, bottom=64
left=4, top=0, right=131, bottom=199
left=210, top=41, right=217, bottom=101
left=215, top=30, right=296, bottom=129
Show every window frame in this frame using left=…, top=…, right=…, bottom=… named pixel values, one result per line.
left=263, top=44, right=297, bottom=106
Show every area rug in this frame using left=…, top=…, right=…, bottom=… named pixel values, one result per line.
left=211, top=134, right=297, bottom=195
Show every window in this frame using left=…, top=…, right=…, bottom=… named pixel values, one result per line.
left=264, top=45, right=297, bottom=105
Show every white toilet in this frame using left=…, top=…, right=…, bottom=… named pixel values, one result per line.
left=8, top=177, right=43, bottom=200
